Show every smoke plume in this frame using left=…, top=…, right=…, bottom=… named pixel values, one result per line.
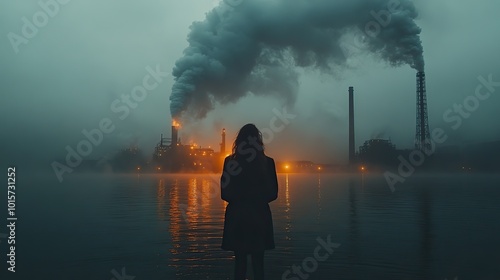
left=170, top=0, right=424, bottom=120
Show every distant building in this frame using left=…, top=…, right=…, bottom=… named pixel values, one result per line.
left=358, top=139, right=398, bottom=167
left=111, top=144, right=146, bottom=172
left=152, top=126, right=225, bottom=173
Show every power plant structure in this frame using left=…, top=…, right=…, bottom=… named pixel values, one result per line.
left=415, top=71, right=431, bottom=151
left=220, top=128, right=226, bottom=155
left=349, top=86, right=355, bottom=165
left=154, top=72, right=430, bottom=172
left=171, top=121, right=179, bottom=147
left=355, top=71, right=433, bottom=168
left=153, top=123, right=226, bottom=172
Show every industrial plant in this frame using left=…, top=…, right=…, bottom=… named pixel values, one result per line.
left=81, top=71, right=498, bottom=174
left=154, top=71, right=433, bottom=173
left=354, top=71, right=433, bottom=169
left=152, top=122, right=227, bottom=172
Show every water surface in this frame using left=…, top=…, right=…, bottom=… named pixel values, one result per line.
left=5, top=172, right=500, bottom=279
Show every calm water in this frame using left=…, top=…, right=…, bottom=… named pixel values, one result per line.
left=3, top=172, right=500, bottom=279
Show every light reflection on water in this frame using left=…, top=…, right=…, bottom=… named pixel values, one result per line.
left=166, top=175, right=232, bottom=278
left=12, top=173, right=500, bottom=279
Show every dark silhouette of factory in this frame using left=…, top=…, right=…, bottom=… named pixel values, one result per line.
left=358, top=139, right=398, bottom=167
left=351, top=72, right=500, bottom=172
left=352, top=72, right=432, bottom=169
left=152, top=122, right=227, bottom=172
left=150, top=122, right=326, bottom=173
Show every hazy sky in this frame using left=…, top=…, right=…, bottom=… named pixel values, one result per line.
left=1, top=0, right=499, bottom=169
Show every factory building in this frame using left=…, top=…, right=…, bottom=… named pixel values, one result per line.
left=153, top=123, right=226, bottom=172
left=357, top=139, right=398, bottom=167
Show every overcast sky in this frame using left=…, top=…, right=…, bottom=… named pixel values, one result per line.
left=1, top=0, right=499, bottom=169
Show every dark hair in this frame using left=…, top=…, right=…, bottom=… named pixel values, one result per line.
left=232, top=123, right=264, bottom=159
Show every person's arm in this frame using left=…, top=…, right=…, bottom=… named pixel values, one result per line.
left=267, top=158, right=278, bottom=202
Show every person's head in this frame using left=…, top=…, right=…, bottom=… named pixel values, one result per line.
left=232, top=123, right=264, bottom=158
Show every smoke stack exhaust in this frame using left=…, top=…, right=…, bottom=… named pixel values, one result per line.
left=169, top=0, right=425, bottom=120
left=349, top=86, right=355, bottom=165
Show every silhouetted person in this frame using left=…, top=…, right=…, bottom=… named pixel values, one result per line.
left=221, top=124, right=278, bottom=280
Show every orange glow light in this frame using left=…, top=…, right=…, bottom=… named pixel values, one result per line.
left=172, top=119, right=181, bottom=127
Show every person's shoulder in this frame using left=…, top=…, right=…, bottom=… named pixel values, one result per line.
left=224, top=154, right=235, bottom=163
left=265, top=156, right=275, bottom=164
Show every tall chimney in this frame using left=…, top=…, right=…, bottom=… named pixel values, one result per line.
left=171, top=125, right=178, bottom=147
left=349, top=86, right=355, bottom=165
left=220, top=128, right=226, bottom=155
left=415, top=71, right=430, bottom=151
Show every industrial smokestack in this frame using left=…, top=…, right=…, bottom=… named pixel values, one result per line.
left=220, top=128, right=226, bottom=155
left=415, top=71, right=430, bottom=151
left=171, top=125, right=178, bottom=147
left=349, top=86, right=355, bottom=165
left=170, top=0, right=425, bottom=120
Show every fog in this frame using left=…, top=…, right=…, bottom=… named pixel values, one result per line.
left=1, top=0, right=499, bottom=173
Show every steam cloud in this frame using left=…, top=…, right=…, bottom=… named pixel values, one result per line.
left=170, top=0, right=424, bottom=120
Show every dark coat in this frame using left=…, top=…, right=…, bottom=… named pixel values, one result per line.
left=220, top=154, right=278, bottom=252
